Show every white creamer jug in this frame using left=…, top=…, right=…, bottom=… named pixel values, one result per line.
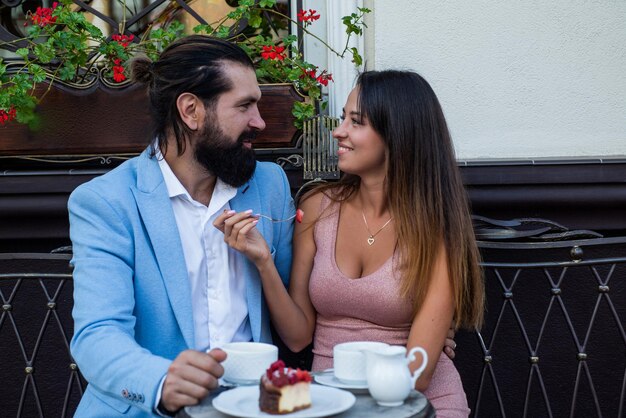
left=365, top=345, right=428, bottom=406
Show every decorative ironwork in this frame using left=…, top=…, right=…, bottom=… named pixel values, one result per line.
left=303, top=115, right=339, bottom=180
left=275, top=153, right=304, bottom=169
left=458, top=216, right=626, bottom=417
left=1, top=0, right=199, bottom=88
left=0, top=252, right=84, bottom=418
left=0, top=154, right=135, bottom=165
left=0, top=0, right=292, bottom=87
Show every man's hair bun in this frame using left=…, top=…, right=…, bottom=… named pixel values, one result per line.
left=130, top=55, right=154, bottom=84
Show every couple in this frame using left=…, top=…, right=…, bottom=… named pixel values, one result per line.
left=69, top=35, right=483, bottom=418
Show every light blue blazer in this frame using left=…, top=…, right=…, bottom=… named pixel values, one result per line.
left=68, top=149, right=294, bottom=417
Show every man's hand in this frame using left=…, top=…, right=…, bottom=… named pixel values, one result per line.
left=443, top=322, right=457, bottom=360
left=159, top=349, right=227, bottom=414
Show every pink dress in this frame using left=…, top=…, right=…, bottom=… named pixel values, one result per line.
left=308, top=196, right=471, bottom=417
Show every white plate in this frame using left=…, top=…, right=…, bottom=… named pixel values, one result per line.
left=211, top=385, right=355, bottom=418
left=314, top=373, right=368, bottom=390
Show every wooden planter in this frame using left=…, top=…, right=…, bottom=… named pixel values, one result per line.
left=0, top=82, right=304, bottom=160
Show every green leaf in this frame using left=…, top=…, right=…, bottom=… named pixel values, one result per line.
left=283, top=35, right=297, bottom=45
left=287, top=67, right=303, bottom=80
left=149, top=28, right=164, bottom=39
left=169, top=21, right=185, bottom=34
left=351, top=47, right=363, bottom=66
left=34, top=43, right=55, bottom=63
left=16, top=48, right=29, bottom=58
left=193, top=24, right=210, bottom=34
left=248, top=14, right=262, bottom=28
left=12, top=73, right=31, bottom=90
left=85, top=22, right=103, bottom=39
left=217, top=26, right=230, bottom=38
left=307, top=86, right=321, bottom=101
left=259, top=0, right=276, bottom=7
left=292, top=102, right=315, bottom=129
left=59, top=64, right=76, bottom=81
left=29, top=64, right=47, bottom=83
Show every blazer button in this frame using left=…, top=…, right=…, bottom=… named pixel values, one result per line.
left=121, top=389, right=129, bottom=399
left=138, top=394, right=145, bottom=403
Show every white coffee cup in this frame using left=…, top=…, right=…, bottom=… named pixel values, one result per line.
left=219, top=342, right=278, bottom=385
left=333, top=341, right=389, bottom=385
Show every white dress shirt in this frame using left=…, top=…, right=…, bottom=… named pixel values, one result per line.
left=157, top=154, right=252, bottom=350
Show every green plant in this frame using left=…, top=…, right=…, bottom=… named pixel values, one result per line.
left=0, top=0, right=370, bottom=129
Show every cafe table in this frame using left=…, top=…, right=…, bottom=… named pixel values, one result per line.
left=177, top=384, right=436, bottom=418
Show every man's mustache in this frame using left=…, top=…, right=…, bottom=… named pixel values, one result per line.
left=238, top=130, right=257, bottom=144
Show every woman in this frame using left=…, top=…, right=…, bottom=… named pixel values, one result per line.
left=216, top=70, right=484, bottom=416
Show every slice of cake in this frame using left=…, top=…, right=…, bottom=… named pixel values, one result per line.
left=259, top=360, right=312, bottom=414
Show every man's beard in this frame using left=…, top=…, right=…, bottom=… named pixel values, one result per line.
left=194, top=118, right=257, bottom=188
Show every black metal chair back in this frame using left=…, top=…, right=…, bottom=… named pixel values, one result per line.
left=456, top=218, right=626, bottom=417
left=0, top=252, right=85, bottom=418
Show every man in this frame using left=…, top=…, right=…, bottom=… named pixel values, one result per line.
left=68, top=36, right=294, bottom=417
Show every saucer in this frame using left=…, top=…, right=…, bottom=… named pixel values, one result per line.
left=314, top=370, right=368, bottom=390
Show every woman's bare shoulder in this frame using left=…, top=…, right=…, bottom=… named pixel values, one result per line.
left=298, top=186, right=342, bottom=220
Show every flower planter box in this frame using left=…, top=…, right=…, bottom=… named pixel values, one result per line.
left=0, top=82, right=303, bottom=159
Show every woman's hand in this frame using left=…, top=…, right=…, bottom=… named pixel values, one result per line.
left=444, top=322, right=457, bottom=360
left=213, top=209, right=270, bottom=266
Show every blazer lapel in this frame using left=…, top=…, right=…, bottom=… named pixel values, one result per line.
left=230, top=180, right=268, bottom=342
left=131, top=150, right=195, bottom=348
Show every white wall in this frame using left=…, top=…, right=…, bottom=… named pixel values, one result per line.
left=371, top=0, right=626, bottom=160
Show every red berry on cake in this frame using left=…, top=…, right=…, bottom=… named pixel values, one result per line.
left=259, top=360, right=312, bottom=414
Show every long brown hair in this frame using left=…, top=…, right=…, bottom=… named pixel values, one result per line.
left=309, top=70, right=484, bottom=329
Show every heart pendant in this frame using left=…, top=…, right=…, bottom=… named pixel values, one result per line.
left=367, top=237, right=375, bottom=246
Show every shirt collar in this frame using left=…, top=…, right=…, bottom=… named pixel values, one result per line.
left=155, top=148, right=238, bottom=207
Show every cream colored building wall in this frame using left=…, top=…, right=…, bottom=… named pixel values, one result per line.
left=368, top=0, right=626, bottom=160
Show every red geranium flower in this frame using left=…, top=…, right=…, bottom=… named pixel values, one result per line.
left=112, top=63, right=126, bottom=82
left=0, top=106, right=17, bottom=126
left=297, top=9, right=320, bottom=23
left=299, top=69, right=317, bottom=80
left=30, top=4, right=58, bottom=27
left=261, top=45, right=286, bottom=61
left=316, top=71, right=333, bottom=86
left=111, top=34, right=135, bottom=48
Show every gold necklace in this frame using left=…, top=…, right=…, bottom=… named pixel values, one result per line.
left=361, top=210, right=393, bottom=246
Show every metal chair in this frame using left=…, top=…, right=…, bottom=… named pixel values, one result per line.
left=0, top=251, right=85, bottom=418
left=456, top=216, right=626, bottom=417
